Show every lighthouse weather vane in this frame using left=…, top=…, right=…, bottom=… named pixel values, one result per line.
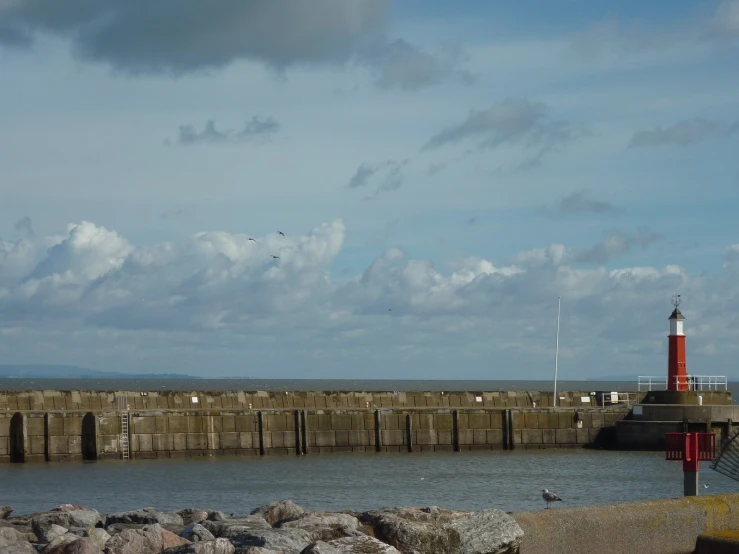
left=671, top=294, right=682, bottom=309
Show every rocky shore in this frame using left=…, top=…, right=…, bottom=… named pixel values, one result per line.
left=0, top=501, right=523, bottom=554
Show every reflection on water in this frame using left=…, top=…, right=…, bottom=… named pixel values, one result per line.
left=1, top=450, right=737, bottom=516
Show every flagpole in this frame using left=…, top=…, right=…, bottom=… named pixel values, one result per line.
left=553, top=296, right=561, bottom=408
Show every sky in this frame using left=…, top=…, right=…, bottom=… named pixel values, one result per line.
left=1, top=0, right=738, bottom=380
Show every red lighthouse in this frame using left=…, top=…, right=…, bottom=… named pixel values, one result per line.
left=667, top=295, right=688, bottom=391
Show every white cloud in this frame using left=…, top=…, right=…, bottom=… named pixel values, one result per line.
left=1, top=219, right=739, bottom=378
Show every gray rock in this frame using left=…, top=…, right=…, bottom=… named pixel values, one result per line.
left=300, top=541, right=342, bottom=554
left=180, top=524, right=215, bottom=542
left=32, top=510, right=102, bottom=534
left=0, top=542, right=36, bottom=554
left=449, top=510, right=523, bottom=554
left=41, top=533, right=80, bottom=553
left=236, top=548, right=283, bottom=554
left=201, top=517, right=271, bottom=538
left=179, top=510, right=210, bottom=526
left=104, top=523, right=189, bottom=554
left=360, top=507, right=523, bottom=554
left=279, top=513, right=361, bottom=542
left=105, top=523, right=148, bottom=536
left=222, top=527, right=312, bottom=553
left=86, top=528, right=111, bottom=550
left=33, top=522, right=68, bottom=543
left=250, top=501, right=305, bottom=527
left=0, top=507, right=12, bottom=520
left=44, top=537, right=102, bottom=554
left=206, top=512, right=228, bottom=522
left=0, top=526, right=28, bottom=547
left=162, top=538, right=235, bottom=553
left=105, top=508, right=184, bottom=528
left=328, top=535, right=402, bottom=553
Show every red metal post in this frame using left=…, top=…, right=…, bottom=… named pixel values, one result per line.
left=665, top=432, right=716, bottom=497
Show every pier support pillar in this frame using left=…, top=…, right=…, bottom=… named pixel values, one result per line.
left=257, top=412, right=265, bottom=456
left=374, top=410, right=382, bottom=452
left=9, top=412, right=27, bottom=463
left=684, top=471, right=698, bottom=497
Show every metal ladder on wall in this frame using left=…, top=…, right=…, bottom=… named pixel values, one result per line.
left=117, top=396, right=130, bottom=460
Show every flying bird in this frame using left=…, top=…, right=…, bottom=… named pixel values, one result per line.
left=278, top=231, right=285, bottom=236
left=271, top=255, right=280, bottom=259
left=542, top=489, right=563, bottom=509
left=248, top=237, right=259, bottom=243
left=704, top=483, right=710, bottom=489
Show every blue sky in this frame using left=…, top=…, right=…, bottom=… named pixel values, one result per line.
left=0, top=0, right=738, bottom=379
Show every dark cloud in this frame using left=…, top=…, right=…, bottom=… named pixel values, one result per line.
left=173, top=117, right=279, bottom=146
left=629, top=118, right=739, bottom=148
left=0, top=0, right=468, bottom=90
left=423, top=98, right=580, bottom=167
left=347, top=159, right=409, bottom=200
left=538, top=190, right=619, bottom=217
left=575, top=228, right=662, bottom=264
left=14, top=216, right=35, bottom=237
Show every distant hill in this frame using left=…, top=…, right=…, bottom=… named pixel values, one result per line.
left=0, top=364, right=200, bottom=379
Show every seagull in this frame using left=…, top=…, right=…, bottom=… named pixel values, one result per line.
left=271, top=255, right=280, bottom=259
left=542, top=489, right=563, bottom=509
left=248, top=237, right=259, bottom=243
left=704, top=484, right=710, bottom=489
left=277, top=231, right=285, bottom=236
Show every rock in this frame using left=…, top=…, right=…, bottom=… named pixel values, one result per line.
left=279, top=513, right=361, bottom=542
left=179, top=510, right=209, bottom=526
left=222, top=527, right=312, bottom=554
left=104, top=523, right=189, bottom=554
left=359, top=507, right=523, bottom=554
left=300, top=542, right=342, bottom=554
left=250, top=501, right=305, bottom=527
left=162, top=538, right=235, bottom=553
left=33, top=522, right=69, bottom=543
left=32, top=510, right=102, bottom=533
left=0, top=526, right=28, bottom=547
left=0, top=542, right=36, bottom=554
left=449, top=510, right=523, bottom=554
left=105, top=523, right=148, bottom=536
left=44, top=537, right=102, bottom=554
left=53, top=505, right=92, bottom=513
left=206, top=512, right=228, bottom=522
left=237, top=548, right=283, bottom=554
left=41, top=533, right=81, bottom=553
left=86, top=528, right=111, bottom=550
left=180, top=524, right=215, bottom=542
left=105, top=508, right=184, bottom=528
left=201, top=517, right=271, bottom=538
left=0, top=507, right=12, bottom=520
left=328, top=536, right=402, bottom=553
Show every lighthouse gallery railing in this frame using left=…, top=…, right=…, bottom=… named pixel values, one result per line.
left=637, top=375, right=728, bottom=391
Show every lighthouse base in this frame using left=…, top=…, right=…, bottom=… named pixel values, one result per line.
left=640, top=390, right=732, bottom=406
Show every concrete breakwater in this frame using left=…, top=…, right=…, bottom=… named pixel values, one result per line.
left=0, top=390, right=633, bottom=463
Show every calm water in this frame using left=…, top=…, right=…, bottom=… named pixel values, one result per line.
left=1, top=450, right=737, bottom=516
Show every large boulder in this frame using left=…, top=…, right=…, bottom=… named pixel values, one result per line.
left=221, top=526, right=312, bottom=553
left=178, top=510, right=209, bottom=526
left=0, top=526, right=29, bottom=547
left=201, top=517, right=271, bottom=538
left=300, top=542, right=342, bottom=554
left=0, top=507, right=12, bottom=520
left=33, top=522, right=69, bottom=543
left=86, top=528, right=111, bottom=550
left=41, top=533, right=83, bottom=553
left=105, top=523, right=148, bottom=536
left=359, top=506, right=523, bottom=554
left=279, top=513, right=362, bottom=542
left=250, top=501, right=305, bottom=527
left=162, top=538, right=235, bottom=553
left=206, top=512, right=229, bottom=522
left=180, top=524, right=215, bottom=542
left=106, top=508, right=184, bottom=528
left=104, top=523, right=189, bottom=554
left=44, top=537, right=102, bottom=554
left=0, top=542, right=36, bottom=554
left=32, top=509, right=102, bottom=534
left=328, top=535, right=402, bottom=553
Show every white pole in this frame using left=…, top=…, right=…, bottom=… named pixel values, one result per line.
left=553, top=296, right=561, bottom=408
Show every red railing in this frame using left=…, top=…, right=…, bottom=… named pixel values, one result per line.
left=666, top=432, right=716, bottom=472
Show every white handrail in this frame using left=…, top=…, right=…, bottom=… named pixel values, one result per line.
left=638, top=376, right=667, bottom=391
left=637, top=375, right=728, bottom=391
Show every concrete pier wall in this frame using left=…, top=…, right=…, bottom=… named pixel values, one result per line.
left=0, top=392, right=631, bottom=462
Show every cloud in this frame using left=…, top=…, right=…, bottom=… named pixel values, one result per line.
left=13, top=216, right=34, bottom=237
left=629, top=118, right=739, bottom=148
left=347, top=159, right=409, bottom=200
left=0, top=0, right=468, bottom=90
left=173, top=117, right=280, bottom=146
left=2, top=218, right=739, bottom=377
left=574, top=228, right=662, bottom=264
left=370, top=39, right=476, bottom=91
left=539, top=190, right=619, bottom=217
left=423, top=98, right=580, bottom=167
